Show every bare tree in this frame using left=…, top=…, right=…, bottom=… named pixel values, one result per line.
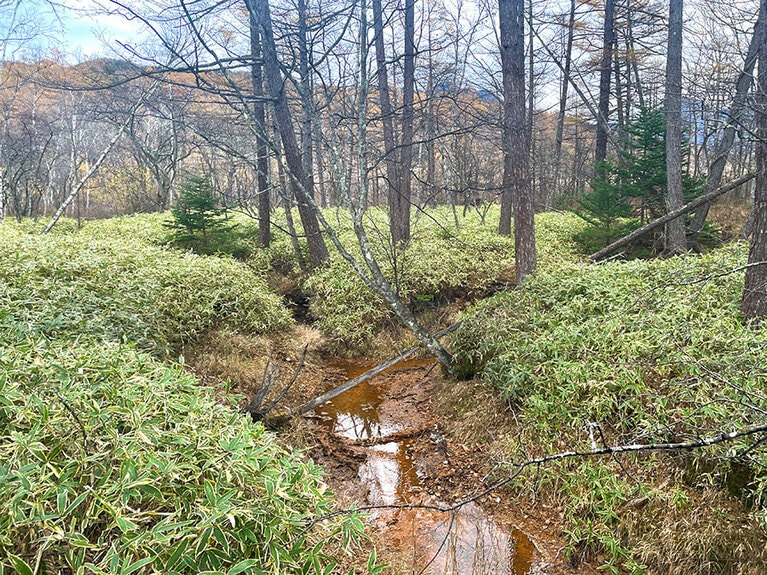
left=395, top=0, right=416, bottom=244
left=552, top=0, right=576, bottom=207
left=0, top=0, right=45, bottom=223
left=595, top=0, right=615, bottom=164
left=665, top=0, right=685, bottom=254
left=741, top=0, right=767, bottom=321
left=307, top=0, right=454, bottom=369
left=371, top=0, right=399, bottom=238
left=248, top=0, right=329, bottom=267
left=248, top=3, right=270, bottom=248
left=689, top=1, right=765, bottom=248
left=498, top=0, right=535, bottom=283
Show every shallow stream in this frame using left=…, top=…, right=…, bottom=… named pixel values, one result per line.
left=314, top=359, right=538, bottom=575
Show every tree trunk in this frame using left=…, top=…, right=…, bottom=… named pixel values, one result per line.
left=499, top=0, right=536, bottom=283
left=393, top=0, right=416, bottom=244
left=589, top=173, right=755, bottom=262
left=665, top=0, right=685, bottom=254
left=526, top=0, right=534, bottom=147
left=0, top=164, right=5, bottom=224
left=43, top=126, right=123, bottom=234
left=595, top=0, right=615, bottom=164
left=425, top=13, right=436, bottom=206
left=613, top=35, right=624, bottom=130
left=552, top=0, right=575, bottom=207
left=689, top=2, right=765, bottom=248
left=248, top=4, right=270, bottom=249
left=625, top=0, right=645, bottom=111
left=372, top=0, right=401, bottom=243
left=297, top=0, right=315, bottom=213
left=499, top=0, right=515, bottom=236
left=250, top=0, right=329, bottom=267
left=741, top=0, right=767, bottom=321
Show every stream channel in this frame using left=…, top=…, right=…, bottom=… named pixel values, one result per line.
left=311, top=358, right=539, bottom=575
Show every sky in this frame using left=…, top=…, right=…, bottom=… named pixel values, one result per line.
left=62, top=8, right=140, bottom=58
left=0, top=0, right=146, bottom=61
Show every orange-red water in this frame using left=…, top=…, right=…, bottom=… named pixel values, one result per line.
left=315, top=358, right=536, bottom=575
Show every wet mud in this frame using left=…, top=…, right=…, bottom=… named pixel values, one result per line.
left=311, top=358, right=539, bottom=575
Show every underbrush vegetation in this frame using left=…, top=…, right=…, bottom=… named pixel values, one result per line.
left=164, top=176, right=255, bottom=259
left=0, top=337, right=364, bottom=575
left=0, top=216, right=291, bottom=356
left=301, top=208, right=586, bottom=347
left=0, top=218, right=366, bottom=574
left=452, top=243, right=767, bottom=574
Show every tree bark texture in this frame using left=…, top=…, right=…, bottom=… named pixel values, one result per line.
left=250, top=0, right=329, bottom=267
left=297, top=0, right=315, bottom=213
left=499, top=0, right=535, bottom=283
left=372, top=0, right=407, bottom=244
left=552, top=0, right=576, bottom=206
left=393, top=0, right=416, bottom=244
left=595, top=0, right=615, bottom=164
left=665, top=0, right=685, bottom=254
left=741, top=0, right=767, bottom=321
left=248, top=4, right=270, bottom=249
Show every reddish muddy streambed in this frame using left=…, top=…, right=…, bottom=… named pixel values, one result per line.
left=307, top=358, right=541, bottom=575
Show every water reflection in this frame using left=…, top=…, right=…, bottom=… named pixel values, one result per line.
left=417, top=502, right=534, bottom=575
left=315, top=358, right=536, bottom=575
left=359, top=440, right=421, bottom=505
left=317, top=379, right=399, bottom=440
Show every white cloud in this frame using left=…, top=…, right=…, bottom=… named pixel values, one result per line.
left=55, top=0, right=148, bottom=58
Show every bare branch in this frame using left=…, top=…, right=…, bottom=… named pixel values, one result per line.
left=267, top=321, right=462, bottom=424
left=309, top=420, right=767, bottom=524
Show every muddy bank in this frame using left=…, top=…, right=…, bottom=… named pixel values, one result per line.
left=185, top=330, right=595, bottom=574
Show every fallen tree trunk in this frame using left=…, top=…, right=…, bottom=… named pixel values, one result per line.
left=589, top=173, right=755, bottom=262
left=267, top=321, right=461, bottom=424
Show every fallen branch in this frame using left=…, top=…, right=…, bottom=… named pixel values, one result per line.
left=307, top=420, right=767, bottom=522
left=245, top=345, right=308, bottom=421
left=588, top=173, right=756, bottom=262
left=267, top=321, right=461, bottom=424
left=43, top=80, right=160, bottom=234
left=337, top=423, right=434, bottom=447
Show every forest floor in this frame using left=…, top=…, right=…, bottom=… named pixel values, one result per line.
left=187, top=325, right=598, bottom=575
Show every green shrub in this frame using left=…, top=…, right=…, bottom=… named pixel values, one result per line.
left=572, top=218, right=642, bottom=255
left=303, top=208, right=586, bottom=346
left=165, top=176, right=252, bottom=258
left=0, top=216, right=370, bottom=574
left=0, top=220, right=292, bottom=356
left=452, top=242, right=767, bottom=571
left=573, top=106, right=706, bottom=256
left=0, top=335, right=364, bottom=574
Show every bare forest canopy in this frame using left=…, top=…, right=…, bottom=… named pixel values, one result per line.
left=0, top=0, right=759, bottom=225
left=3, top=0, right=767, bottom=323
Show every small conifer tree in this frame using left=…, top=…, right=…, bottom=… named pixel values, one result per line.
left=575, top=106, right=703, bottom=251
left=165, top=175, right=245, bottom=256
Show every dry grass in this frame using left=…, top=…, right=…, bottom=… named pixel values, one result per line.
left=625, top=488, right=767, bottom=575
left=183, top=325, right=327, bottom=411
left=435, top=376, right=517, bottom=451
left=708, top=197, right=752, bottom=241
left=432, top=374, right=767, bottom=575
